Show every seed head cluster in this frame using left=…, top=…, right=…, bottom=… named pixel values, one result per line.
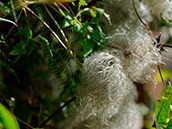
left=58, top=0, right=167, bottom=128
left=75, top=25, right=161, bottom=129
left=108, top=25, right=162, bottom=83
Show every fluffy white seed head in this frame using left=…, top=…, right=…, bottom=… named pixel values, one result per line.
left=60, top=25, right=162, bottom=129
left=108, top=25, right=161, bottom=83
left=57, top=51, right=142, bottom=129
left=77, top=51, right=139, bottom=128
left=143, top=0, right=172, bottom=25
left=58, top=24, right=162, bottom=129
left=73, top=24, right=162, bottom=128
left=107, top=102, right=143, bottom=129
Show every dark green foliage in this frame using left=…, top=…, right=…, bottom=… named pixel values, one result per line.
left=62, top=6, right=109, bottom=58
left=0, top=0, right=109, bottom=128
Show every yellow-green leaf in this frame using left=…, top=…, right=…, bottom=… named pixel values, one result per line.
left=155, top=69, right=171, bottom=83
left=0, top=103, right=20, bottom=129
left=78, top=0, right=87, bottom=11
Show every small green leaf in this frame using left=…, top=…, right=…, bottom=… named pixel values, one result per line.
left=39, top=35, right=49, bottom=45
left=94, top=7, right=112, bottom=25
left=0, top=103, right=20, bottom=129
left=156, top=69, right=171, bottom=83
left=28, top=42, right=36, bottom=55
left=166, top=118, right=170, bottom=124
left=35, top=5, right=44, bottom=21
left=72, top=24, right=84, bottom=33
left=97, top=24, right=106, bottom=40
left=0, top=34, right=7, bottom=46
left=0, top=62, right=20, bottom=83
left=78, top=0, right=87, bottom=11
left=62, top=11, right=77, bottom=28
left=39, top=35, right=53, bottom=62
left=9, top=41, right=29, bottom=56
left=62, top=19, right=72, bottom=28
left=155, top=82, right=172, bottom=127
left=80, top=37, right=94, bottom=58
left=17, top=28, right=32, bottom=38
left=64, top=11, right=73, bottom=20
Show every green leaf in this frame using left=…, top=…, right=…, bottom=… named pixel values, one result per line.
left=0, top=34, right=7, bottom=46
left=64, top=11, right=73, bottom=20
left=92, top=13, right=101, bottom=23
left=0, top=17, right=17, bottom=26
left=82, top=40, right=94, bottom=57
left=28, top=42, right=36, bottom=55
left=94, top=7, right=112, bottom=25
left=156, top=69, right=171, bottom=83
left=0, top=62, right=20, bottom=83
left=17, top=28, right=32, bottom=38
left=9, top=41, right=29, bottom=56
left=97, top=24, right=106, bottom=41
left=72, top=23, right=84, bottom=33
left=39, top=35, right=53, bottom=62
left=62, top=11, right=77, bottom=28
left=78, top=0, right=87, bottom=11
left=0, top=103, right=20, bottom=129
left=62, top=19, right=72, bottom=28
left=39, top=35, right=49, bottom=45
left=72, top=21, right=91, bottom=34
left=35, top=5, right=44, bottom=21
left=155, top=82, right=172, bottom=127
left=78, top=36, right=94, bottom=58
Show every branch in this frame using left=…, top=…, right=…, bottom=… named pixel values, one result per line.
left=39, top=96, right=76, bottom=128
left=157, top=65, right=166, bottom=87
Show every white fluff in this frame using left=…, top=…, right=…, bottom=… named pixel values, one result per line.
left=143, top=0, right=172, bottom=24
left=75, top=26, right=161, bottom=129
left=77, top=51, right=141, bottom=129
left=57, top=0, right=167, bottom=128
left=58, top=25, right=161, bottom=129
left=108, top=25, right=161, bottom=83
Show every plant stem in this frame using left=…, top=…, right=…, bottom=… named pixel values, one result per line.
left=39, top=96, right=76, bottom=128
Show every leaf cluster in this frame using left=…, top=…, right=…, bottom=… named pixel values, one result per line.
left=0, top=0, right=110, bottom=128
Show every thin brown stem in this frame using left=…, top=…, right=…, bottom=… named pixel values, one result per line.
left=39, top=96, right=76, bottom=128
left=16, top=118, right=34, bottom=129
left=157, top=65, right=166, bottom=87
left=132, top=0, right=150, bottom=31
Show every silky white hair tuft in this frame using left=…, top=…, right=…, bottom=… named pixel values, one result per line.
left=143, top=0, right=172, bottom=25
